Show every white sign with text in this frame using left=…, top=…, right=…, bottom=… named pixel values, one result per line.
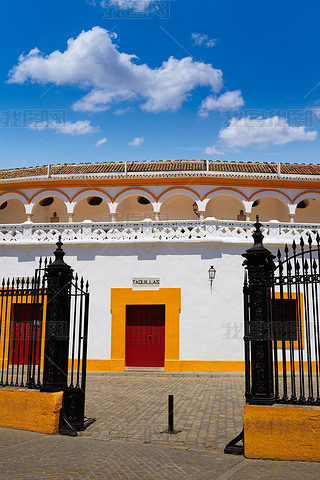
left=132, top=278, right=160, bottom=289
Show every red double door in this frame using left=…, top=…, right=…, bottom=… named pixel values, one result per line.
left=126, top=305, right=165, bottom=367
left=11, top=304, right=41, bottom=365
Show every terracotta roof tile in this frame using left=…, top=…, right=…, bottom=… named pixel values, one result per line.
left=0, top=160, right=320, bottom=180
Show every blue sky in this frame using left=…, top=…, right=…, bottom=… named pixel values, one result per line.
left=1, top=0, right=320, bottom=169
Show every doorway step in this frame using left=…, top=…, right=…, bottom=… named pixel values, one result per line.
left=125, top=367, right=164, bottom=374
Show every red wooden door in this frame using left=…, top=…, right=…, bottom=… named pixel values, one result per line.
left=126, top=305, right=165, bottom=367
left=11, top=304, right=41, bottom=365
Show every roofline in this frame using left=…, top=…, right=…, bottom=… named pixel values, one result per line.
left=1, top=170, right=320, bottom=184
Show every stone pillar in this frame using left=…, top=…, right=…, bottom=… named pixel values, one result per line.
left=41, top=237, right=73, bottom=392
left=242, top=216, right=275, bottom=405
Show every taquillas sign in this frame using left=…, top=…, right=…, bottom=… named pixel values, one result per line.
left=132, top=278, right=160, bottom=288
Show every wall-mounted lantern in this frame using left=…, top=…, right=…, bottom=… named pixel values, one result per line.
left=209, top=265, right=216, bottom=292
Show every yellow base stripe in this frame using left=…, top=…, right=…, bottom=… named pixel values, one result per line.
left=244, top=404, right=320, bottom=461
left=86, top=359, right=245, bottom=372
left=0, top=389, right=63, bottom=434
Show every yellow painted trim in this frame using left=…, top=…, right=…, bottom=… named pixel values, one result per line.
left=3, top=175, right=320, bottom=194
left=165, top=360, right=245, bottom=372
left=84, top=359, right=320, bottom=373
left=0, top=389, right=63, bottom=434
left=203, top=187, right=249, bottom=202
left=113, top=187, right=158, bottom=202
left=293, top=190, right=320, bottom=203
left=244, top=404, right=320, bottom=461
left=71, top=188, right=113, bottom=202
left=85, top=359, right=245, bottom=372
left=0, top=190, right=29, bottom=202
left=157, top=186, right=201, bottom=201
left=248, top=188, right=293, bottom=203
left=110, top=288, right=181, bottom=371
left=29, top=188, right=70, bottom=203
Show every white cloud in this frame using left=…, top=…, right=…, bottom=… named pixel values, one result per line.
left=192, top=33, right=216, bottom=48
left=129, top=136, right=144, bottom=146
left=113, top=106, right=131, bottom=115
left=107, top=0, right=153, bottom=11
left=199, top=90, right=244, bottom=117
left=8, top=27, right=224, bottom=113
left=203, top=145, right=224, bottom=155
left=96, top=137, right=107, bottom=146
left=219, top=116, right=317, bottom=148
left=28, top=120, right=99, bottom=135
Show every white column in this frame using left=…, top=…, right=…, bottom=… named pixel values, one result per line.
left=25, top=203, right=34, bottom=223
left=195, top=200, right=209, bottom=220
left=64, top=201, right=76, bottom=223
left=288, top=204, right=297, bottom=224
left=153, top=202, right=161, bottom=222
left=108, top=202, right=117, bottom=222
left=242, top=201, right=253, bottom=221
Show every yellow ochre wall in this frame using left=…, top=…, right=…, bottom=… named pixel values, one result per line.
left=244, top=404, right=320, bottom=461
left=109, top=288, right=181, bottom=372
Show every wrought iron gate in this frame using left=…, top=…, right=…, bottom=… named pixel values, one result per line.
left=226, top=216, right=320, bottom=455
left=244, top=218, right=320, bottom=406
left=0, top=238, right=90, bottom=434
left=0, top=262, right=46, bottom=389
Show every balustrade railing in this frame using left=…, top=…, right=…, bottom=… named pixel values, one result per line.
left=0, top=219, right=319, bottom=244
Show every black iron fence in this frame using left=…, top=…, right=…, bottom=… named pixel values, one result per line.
left=244, top=217, right=320, bottom=406
left=0, top=238, right=90, bottom=433
left=0, top=268, right=46, bottom=389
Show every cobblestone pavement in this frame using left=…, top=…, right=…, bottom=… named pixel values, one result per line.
left=0, top=373, right=320, bottom=479
left=81, top=373, right=245, bottom=451
left=1, top=429, right=320, bottom=479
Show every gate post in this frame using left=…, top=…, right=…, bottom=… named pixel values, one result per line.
left=41, top=237, right=73, bottom=392
left=242, top=217, right=275, bottom=405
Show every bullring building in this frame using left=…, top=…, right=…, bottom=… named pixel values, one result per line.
left=0, top=159, right=318, bottom=372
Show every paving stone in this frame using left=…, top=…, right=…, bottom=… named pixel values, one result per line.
left=0, top=373, right=319, bottom=479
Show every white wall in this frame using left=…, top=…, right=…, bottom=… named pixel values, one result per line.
left=0, top=242, right=249, bottom=362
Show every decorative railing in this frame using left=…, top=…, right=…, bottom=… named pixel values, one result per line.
left=0, top=220, right=320, bottom=245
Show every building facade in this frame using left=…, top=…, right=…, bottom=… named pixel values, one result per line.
left=1, top=159, right=320, bottom=372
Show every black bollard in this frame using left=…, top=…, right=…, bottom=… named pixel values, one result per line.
left=168, top=395, right=174, bottom=433
left=161, top=395, right=181, bottom=434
